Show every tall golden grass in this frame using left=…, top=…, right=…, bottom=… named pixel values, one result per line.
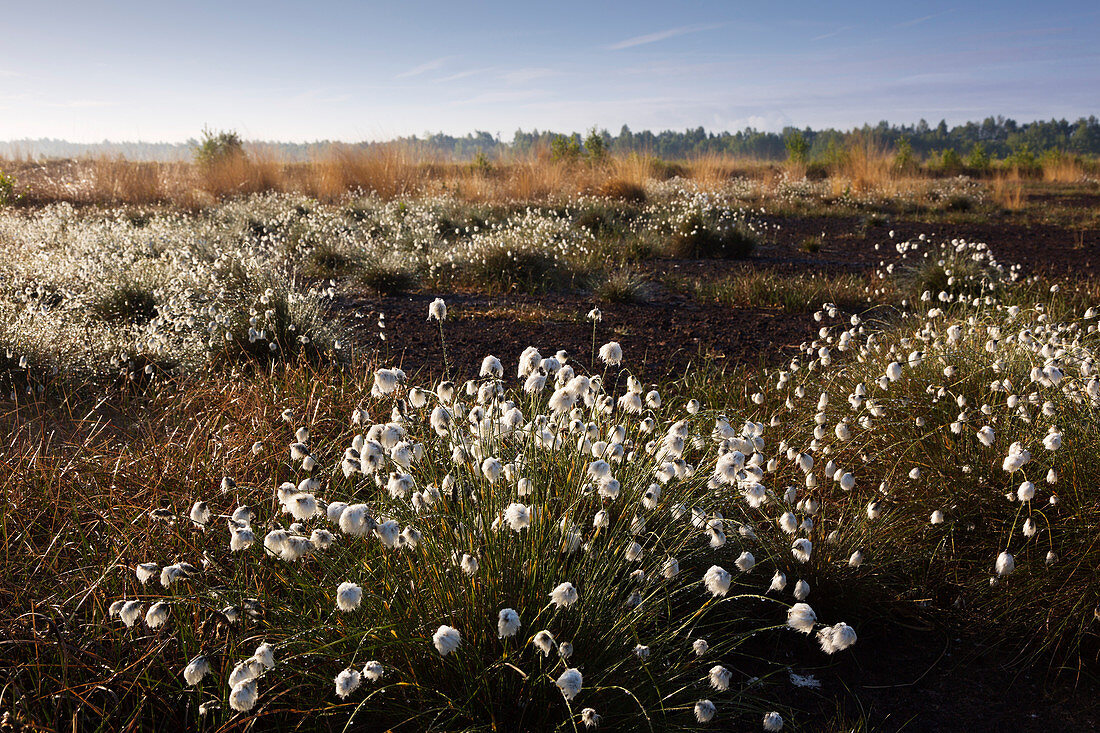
left=991, top=170, right=1027, bottom=210
left=0, top=144, right=1093, bottom=207
left=1041, top=155, right=1086, bottom=183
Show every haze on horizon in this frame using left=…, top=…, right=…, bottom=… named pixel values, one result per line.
left=1, top=0, right=1097, bottom=144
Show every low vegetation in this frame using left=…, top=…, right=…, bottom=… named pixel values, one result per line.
left=2, top=181, right=1099, bottom=732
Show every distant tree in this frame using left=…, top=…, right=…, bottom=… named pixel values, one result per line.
left=193, top=128, right=245, bottom=166
left=584, top=127, right=607, bottom=162
left=784, top=131, right=809, bottom=164
left=550, top=134, right=582, bottom=161
left=966, top=143, right=991, bottom=171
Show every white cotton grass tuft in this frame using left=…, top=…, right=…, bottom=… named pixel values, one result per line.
left=791, top=537, right=812, bottom=563
left=254, top=642, right=275, bottom=671
left=598, top=342, right=623, bottom=366
left=135, top=562, right=159, bottom=584
left=534, top=629, right=556, bottom=656
left=432, top=625, right=461, bottom=656
left=144, top=602, right=170, bottom=629
left=504, top=503, right=531, bottom=532
left=708, top=665, right=732, bottom=691
left=995, top=551, right=1015, bottom=576
left=763, top=711, right=784, bottom=731
left=556, top=668, right=583, bottom=700
left=428, top=298, right=447, bottom=322
left=694, top=699, right=716, bottom=723
left=183, top=655, right=210, bottom=686
left=335, top=668, right=362, bottom=699
left=703, top=565, right=731, bottom=597
left=119, top=600, right=143, bottom=627
left=362, top=660, right=384, bottom=681
left=460, top=554, right=480, bottom=576
left=229, top=679, right=259, bottom=712
left=581, top=707, right=601, bottom=728
left=786, top=603, right=817, bottom=634
left=735, top=551, right=755, bottom=572
left=189, top=501, right=211, bottom=526
left=497, top=608, right=521, bottom=638
left=817, top=622, right=858, bottom=653
left=550, top=581, right=579, bottom=608
left=336, top=582, right=363, bottom=612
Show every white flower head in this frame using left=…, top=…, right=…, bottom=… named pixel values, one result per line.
left=556, top=668, right=583, bottom=700
left=598, top=341, right=623, bottom=366
left=763, top=711, right=784, bottom=731
left=550, top=581, right=579, bottom=608
left=336, top=582, right=363, bottom=612
left=432, top=625, right=462, bottom=656
left=335, top=668, right=362, bottom=699
left=703, top=565, right=731, bottom=597
left=787, top=602, right=817, bottom=634
left=498, top=608, right=522, bottom=638
left=229, top=679, right=258, bottom=712
left=183, top=655, right=211, bottom=686
left=817, top=622, right=858, bottom=653
left=504, top=503, right=531, bottom=532
left=363, top=660, right=384, bottom=681
left=694, top=699, right=716, bottom=723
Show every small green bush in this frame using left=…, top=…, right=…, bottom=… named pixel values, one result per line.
left=194, top=127, right=246, bottom=166
left=0, top=170, right=19, bottom=206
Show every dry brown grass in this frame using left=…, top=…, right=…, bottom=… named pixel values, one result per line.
left=304, top=143, right=425, bottom=200
left=91, top=157, right=167, bottom=204
left=831, top=139, right=897, bottom=194
left=991, top=170, right=1027, bottom=210
left=1042, top=156, right=1086, bottom=183
left=4, top=146, right=1095, bottom=209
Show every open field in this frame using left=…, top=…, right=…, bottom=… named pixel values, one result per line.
left=2, top=169, right=1100, bottom=732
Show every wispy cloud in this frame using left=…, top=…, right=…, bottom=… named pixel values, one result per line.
left=893, top=9, right=955, bottom=29
left=0, top=70, right=19, bottom=78
left=395, top=57, right=454, bottom=79
left=436, top=68, right=493, bottom=83
left=500, top=67, right=558, bottom=84
left=607, top=24, right=721, bottom=51
left=811, top=25, right=854, bottom=41
left=450, top=89, right=546, bottom=106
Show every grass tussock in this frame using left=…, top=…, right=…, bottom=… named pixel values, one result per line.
left=676, top=269, right=879, bottom=313
left=991, top=170, right=1027, bottom=210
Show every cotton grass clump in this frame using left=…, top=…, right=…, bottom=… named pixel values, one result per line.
left=90, top=337, right=862, bottom=731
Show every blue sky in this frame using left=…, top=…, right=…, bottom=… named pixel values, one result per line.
left=1, top=0, right=1097, bottom=142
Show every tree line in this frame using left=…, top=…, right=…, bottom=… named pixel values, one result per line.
left=2, top=116, right=1098, bottom=162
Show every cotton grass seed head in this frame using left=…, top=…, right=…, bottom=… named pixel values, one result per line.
left=336, top=582, right=363, bottom=612
left=335, top=668, right=361, bottom=699
left=556, top=668, right=583, bottom=700
left=763, top=711, right=784, bottom=731
left=497, top=608, right=521, bottom=638
left=703, top=565, right=731, bottom=597
left=550, top=581, right=578, bottom=608
left=694, top=699, right=716, bottom=723
left=432, top=625, right=461, bottom=656
left=787, top=603, right=817, bottom=634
